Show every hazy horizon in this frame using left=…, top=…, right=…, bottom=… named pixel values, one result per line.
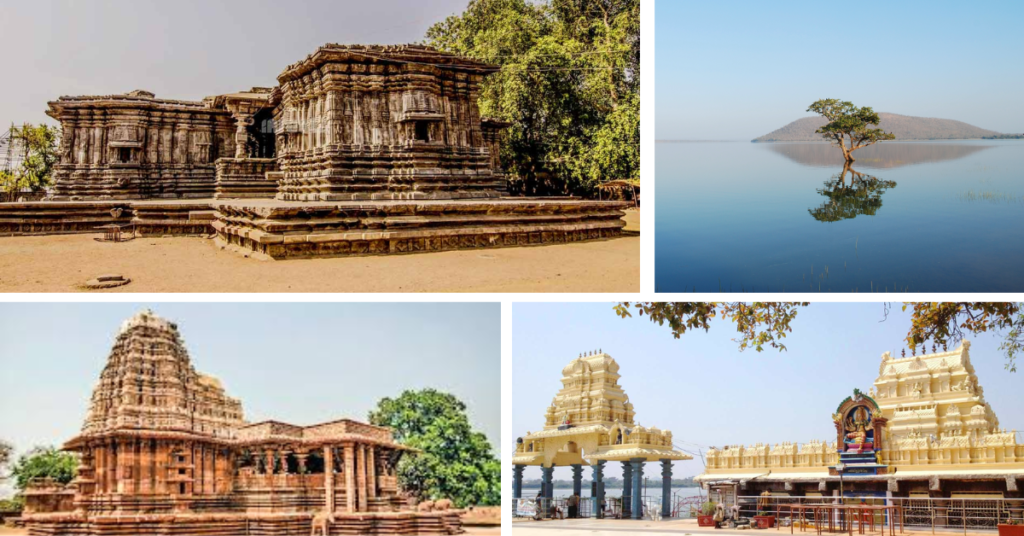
left=656, top=0, right=1024, bottom=141
left=0, top=0, right=471, bottom=126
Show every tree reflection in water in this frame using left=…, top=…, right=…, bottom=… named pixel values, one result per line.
left=808, top=162, right=897, bottom=222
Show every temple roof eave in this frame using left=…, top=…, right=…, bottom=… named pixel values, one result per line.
left=64, top=429, right=415, bottom=453
left=588, top=447, right=692, bottom=463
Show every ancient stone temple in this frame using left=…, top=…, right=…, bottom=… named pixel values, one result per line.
left=696, top=341, right=1024, bottom=500
left=4, top=44, right=628, bottom=259
left=512, top=350, right=691, bottom=520
left=21, top=310, right=462, bottom=536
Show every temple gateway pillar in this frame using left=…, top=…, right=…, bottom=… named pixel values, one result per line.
left=660, top=459, right=673, bottom=521
left=509, top=465, right=524, bottom=512
left=571, top=464, right=583, bottom=498
left=591, top=461, right=605, bottom=519
left=621, top=461, right=633, bottom=518
left=630, top=458, right=644, bottom=520
left=540, top=465, right=554, bottom=502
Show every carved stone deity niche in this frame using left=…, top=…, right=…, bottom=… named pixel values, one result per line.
left=108, top=124, right=144, bottom=166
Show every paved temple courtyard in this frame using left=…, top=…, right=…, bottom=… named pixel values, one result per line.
left=512, top=518, right=996, bottom=536
left=0, top=211, right=638, bottom=293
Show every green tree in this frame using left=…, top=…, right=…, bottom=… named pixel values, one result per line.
left=615, top=302, right=1024, bottom=371
left=426, top=0, right=639, bottom=196
left=369, top=389, right=500, bottom=508
left=807, top=99, right=895, bottom=163
left=1, top=123, right=61, bottom=201
left=9, top=447, right=77, bottom=492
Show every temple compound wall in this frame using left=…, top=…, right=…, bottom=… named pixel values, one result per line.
left=696, top=341, right=1024, bottom=499
left=21, top=311, right=461, bottom=536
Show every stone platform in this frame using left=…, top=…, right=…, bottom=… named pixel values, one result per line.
left=23, top=511, right=463, bottom=535
left=213, top=198, right=627, bottom=260
left=0, top=197, right=628, bottom=260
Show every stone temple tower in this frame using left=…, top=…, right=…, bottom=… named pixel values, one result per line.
left=81, top=309, right=244, bottom=439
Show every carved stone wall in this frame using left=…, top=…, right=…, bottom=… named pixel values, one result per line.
left=46, top=91, right=235, bottom=200
left=273, top=45, right=504, bottom=201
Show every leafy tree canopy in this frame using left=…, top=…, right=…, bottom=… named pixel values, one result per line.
left=426, top=0, right=639, bottom=196
left=9, top=447, right=77, bottom=492
left=807, top=99, right=895, bottom=163
left=1, top=123, right=60, bottom=201
left=369, top=389, right=499, bottom=508
left=615, top=302, right=1024, bottom=371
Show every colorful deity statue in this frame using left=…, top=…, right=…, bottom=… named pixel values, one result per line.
left=844, top=406, right=874, bottom=453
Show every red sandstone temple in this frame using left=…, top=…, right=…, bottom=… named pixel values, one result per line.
left=21, top=310, right=462, bottom=535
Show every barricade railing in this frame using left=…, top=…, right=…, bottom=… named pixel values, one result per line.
left=730, top=495, right=1024, bottom=533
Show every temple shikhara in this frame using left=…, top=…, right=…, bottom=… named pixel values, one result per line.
left=20, top=310, right=462, bottom=535
left=696, top=341, right=1024, bottom=502
left=0, top=44, right=627, bottom=259
left=512, top=350, right=691, bottom=519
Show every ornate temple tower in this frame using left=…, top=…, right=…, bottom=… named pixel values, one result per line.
left=67, top=310, right=243, bottom=503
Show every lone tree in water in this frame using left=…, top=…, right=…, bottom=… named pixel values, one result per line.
left=807, top=99, right=895, bottom=163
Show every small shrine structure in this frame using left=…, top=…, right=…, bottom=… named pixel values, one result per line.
left=20, top=310, right=461, bottom=535
left=696, top=342, right=1024, bottom=502
left=512, top=350, right=691, bottom=520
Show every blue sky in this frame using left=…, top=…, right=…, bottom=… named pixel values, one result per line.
left=512, top=302, right=1024, bottom=480
left=0, top=303, right=500, bottom=469
left=0, top=0, right=471, bottom=125
left=656, top=0, right=1024, bottom=140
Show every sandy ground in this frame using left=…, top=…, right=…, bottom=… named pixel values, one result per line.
left=512, top=517, right=988, bottom=535
left=0, top=211, right=638, bottom=293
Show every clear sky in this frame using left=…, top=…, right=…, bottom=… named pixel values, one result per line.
left=655, top=0, right=1024, bottom=141
left=0, top=0, right=472, bottom=125
left=0, top=302, right=500, bottom=495
left=512, top=302, right=1024, bottom=481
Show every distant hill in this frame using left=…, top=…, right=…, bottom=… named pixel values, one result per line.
left=753, top=113, right=1009, bottom=142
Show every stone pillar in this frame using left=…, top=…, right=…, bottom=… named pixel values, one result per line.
left=368, top=446, right=377, bottom=499
left=357, top=444, right=368, bottom=511
left=540, top=465, right=554, bottom=500
left=591, top=461, right=605, bottom=519
left=660, top=459, right=673, bottom=521
left=296, top=452, right=308, bottom=475
left=630, top=458, right=644, bottom=520
left=234, top=113, right=254, bottom=158
left=621, top=461, right=633, bottom=518
left=512, top=465, right=525, bottom=515
left=571, top=464, right=583, bottom=498
left=324, top=445, right=335, bottom=514
left=344, top=444, right=356, bottom=513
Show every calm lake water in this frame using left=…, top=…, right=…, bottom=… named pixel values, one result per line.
left=656, top=140, right=1024, bottom=292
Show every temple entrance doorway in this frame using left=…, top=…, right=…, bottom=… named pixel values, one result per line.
left=247, top=108, right=276, bottom=158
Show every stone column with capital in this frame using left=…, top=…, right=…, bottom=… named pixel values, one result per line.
left=591, top=461, right=605, bottom=519
left=621, top=461, right=633, bottom=518
left=344, top=444, right=356, bottom=513
left=630, top=458, right=644, bottom=520
left=368, top=446, right=377, bottom=499
left=324, top=445, right=335, bottom=514
left=660, top=459, right=673, bottom=521
left=512, top=465, right=525, bottom=516
left=233, top=113, right=254, bottom=159
left=357, top=444, right=368, bottom=511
